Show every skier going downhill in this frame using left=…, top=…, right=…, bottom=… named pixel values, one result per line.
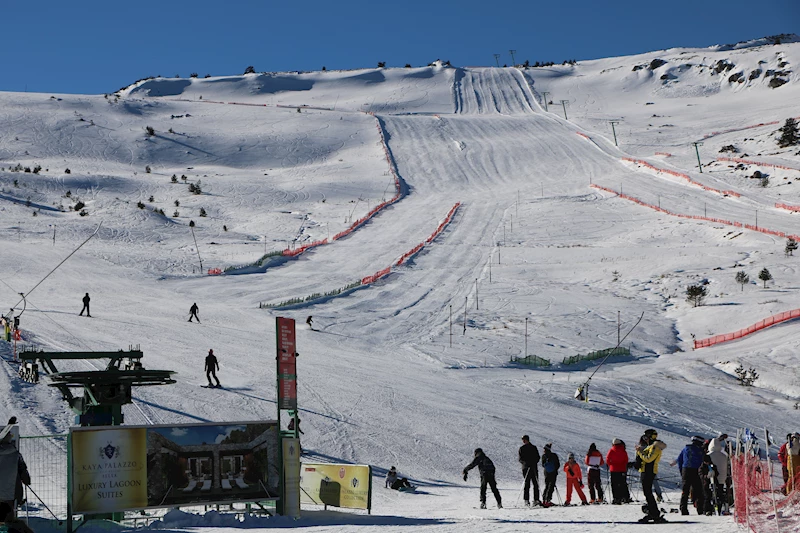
left=189, top=303, right=200, bottom=322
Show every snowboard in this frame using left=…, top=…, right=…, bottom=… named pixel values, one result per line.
left=201, top=384, right=223, bottom=388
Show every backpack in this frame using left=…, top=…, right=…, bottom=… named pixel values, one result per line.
left=543, top=452, right=559, bottom=473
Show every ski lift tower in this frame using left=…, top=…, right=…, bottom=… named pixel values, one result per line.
left=18, top=346, right=175, bottom=426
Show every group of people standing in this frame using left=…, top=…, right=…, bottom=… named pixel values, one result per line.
left=457, top=429, right=761, bottom=524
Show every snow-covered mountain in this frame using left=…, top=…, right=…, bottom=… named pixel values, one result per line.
left=1, top=37, right=799, bottom=532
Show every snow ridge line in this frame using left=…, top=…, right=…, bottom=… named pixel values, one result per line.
left=261, top=203, right=460, bottom=309
left=621, top=157, right=741, bottom=198
left=694, top=308, right=800, bottom=349
left=717, top=156, right=800, bottom=173
left=589, top=183, right=800, bottom=240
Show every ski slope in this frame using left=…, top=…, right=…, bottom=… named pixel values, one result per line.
left=2, top=37, right=800, bottom=533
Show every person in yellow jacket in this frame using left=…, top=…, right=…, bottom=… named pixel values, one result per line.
left=636, top=429, right=668, bottom=523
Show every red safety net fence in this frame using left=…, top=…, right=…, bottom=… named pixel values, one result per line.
left=622, top=157, right=741, bottom=197
left=718, top=157, right=800, bottom=174
left=731, top=452, right=800, bottom=533
left=694, top=309, right=800, bottom=349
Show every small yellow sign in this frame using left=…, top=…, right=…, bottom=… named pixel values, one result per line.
left=300, top=463, right=371, bottom=510
left=71, top=428, right=147, bottom=513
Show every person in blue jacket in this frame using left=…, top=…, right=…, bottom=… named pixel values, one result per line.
left=676, top=435, right=706, bottom=515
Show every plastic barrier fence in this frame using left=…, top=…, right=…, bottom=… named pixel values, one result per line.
left=590, top=184, right=800, bottom=245
left=775, top=202, right=800, bottom=213
left=717, top=157, right=800, bottom=173
left=654, top=152, right=672, bottom=157
left=510, top=355, right=551, bottom=367
left=622, top=157, right=740, bottom=197
left=693, top=309, right=800, bottom=349
left=562, top=346, right=630, bottom=366
left=731, top=452, right=800, bottom=533
left=264, top=203, right=460, bottom=308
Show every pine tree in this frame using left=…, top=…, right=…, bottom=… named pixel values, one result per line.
left=777, top=118, right=799, bottom=148
left=786, top=237, right=798, bottom=256
left=758, top=268, right=773, bottom=288
left=735, top=271, right=749, bottom=291
left=686, top=284, right=707, bottom=307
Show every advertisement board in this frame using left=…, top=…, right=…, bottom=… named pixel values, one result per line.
left=276, top=317, right=297, bottom=410
left=70, top=421, right=280, bottom=513
left=282, top=438, right=301, bottom=518
left=300, top=463, right=372, bottom=512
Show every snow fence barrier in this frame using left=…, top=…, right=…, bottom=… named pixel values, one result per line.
left=717, top=157, right=800, bottom=173
left=590, top=184, right=800, bottom=247
left=731, top=450, right=800, bottom=533
left=262, top=203, right=460, bottom=308
left=693, top=309, right=800, bottom=349
left=621, top=157, right=740, bottom=197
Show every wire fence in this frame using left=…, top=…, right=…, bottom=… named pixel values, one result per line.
left=19, top=434, right=68, bottom=520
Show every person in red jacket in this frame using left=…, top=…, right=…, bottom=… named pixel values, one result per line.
left=585, top=443, right=605, bottom=503
left=563, top=453, right=589, bottom=505
left=606, top=438, right=631, bottom=504
left=779, top=433, right=791, bottom=494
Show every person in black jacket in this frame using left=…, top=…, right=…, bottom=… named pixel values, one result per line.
left=79, top=293, right=91, bottom=317
left=463, top=448, right=502, bottom=509
left=540, top=443, right=560, bottom=507
left=519, top=435, right=541, bottom=506
left=204, top=349, right=221, bottom=387
left=188, top=303, right=200, bottom=322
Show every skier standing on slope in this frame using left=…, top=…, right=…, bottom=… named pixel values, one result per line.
left=79, top=292, right=91, bottom=317
left=778, top=433, right=791, bottom=494
left=584, top=443, right=605, bottom=503
left=675, top=435, right=705, bottom=515
left=463, top=448, right=502, bottom=509
left=705, top=434, right=729, bottom=514
left=606, top=438, right=630, bottom=504
left=563, top=452, right=589, bottom=506
left=540, top=443, right=560, bottom=507
left=636, top=429, right=667, bottom=523
left=518, top=435, right=541, bottom=506
left=204, top=349, right=221, bottom=387
left=189, top=303, right=200, bottom=322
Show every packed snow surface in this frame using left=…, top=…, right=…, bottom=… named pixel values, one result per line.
left=2, top=38, right=800, bottom=532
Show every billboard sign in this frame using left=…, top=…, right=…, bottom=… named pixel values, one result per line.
left=300, top=463, right=372, bottom=511
left=70, top=421, right=280, bottom=513
left=276, top=317, right=297, bottom=410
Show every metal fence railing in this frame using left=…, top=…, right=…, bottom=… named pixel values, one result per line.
left=19, top=434, right=68, bottom=520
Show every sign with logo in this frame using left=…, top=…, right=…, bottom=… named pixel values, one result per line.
left=276, top=317, right=297, bottom=410
left=71, top=427, right=148, bottom=513
left=70, top=421, right=280, bottom=513
left=300, top=463, right=372, bottom=512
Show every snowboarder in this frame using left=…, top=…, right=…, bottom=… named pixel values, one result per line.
left=676, top=435, right=705, bottom=515
left=518, top=434, right=541, bottom=506
left=636, top=429, right=667, bottom=523
left=306, top=315, right=313, bottom=329
left=463, top=448, right=502, bottom=509
left=584, top=443, right=604, bottom=503
left=79, top=292, right=91, bottom=317
left=606, top=438, right=631, bottom=504
left=386, top=466, right=398, bottom=488
left=391, top=477, right=413, bottom=490
left=563, top=453, right=589, bottom=505
left=204, top=349, right=221, bottom=387
left=188, top=303, right=200, bottom=322
left=540, top=443, right=560, bottom=507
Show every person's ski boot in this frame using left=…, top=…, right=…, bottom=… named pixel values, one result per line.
left=480, top=503, right=486, bottom=509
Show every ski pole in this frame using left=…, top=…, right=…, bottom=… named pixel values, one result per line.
left=26, top=485, right=63, bottom=524
left=516, top=468, right=531, bottom=505
left=554, top=483, right=562, bottom=505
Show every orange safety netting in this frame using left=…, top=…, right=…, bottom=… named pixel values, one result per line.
left=693, top=309, right=800, bottom=349
left=731, top=453, right=800, bottom=533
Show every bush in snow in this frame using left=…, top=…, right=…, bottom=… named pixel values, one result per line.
left=758, top=268, right=773, bottom=288
left=137, top=201, right=145, bottom=209
left=648, top=59, right=667, bottom=70
left=64, top=168, right=71, bottom=174
left=199, top=207, right=207, bottom=217
left=785, top=238, right=798, bottom=256
left=735, top=271, right=749, bottom=290
left=145, top=126, right=155, bottom=137
left=243, top=66, right=255, bottom=74
left=377, top=62, right=386, bottom=68
left=734, top=365, right=759, bottom=386
left=74, top=201, right=85, bottom=211
left=777, top=118, right=799, bottom=147
left=171, top=174, right=178, bottom=183
left=145, top=166, right=151, bottom=174
left=686, top=284, right=707, bottom=307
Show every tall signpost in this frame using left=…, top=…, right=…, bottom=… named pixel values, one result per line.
left=276, top=317, right=300, bottom=517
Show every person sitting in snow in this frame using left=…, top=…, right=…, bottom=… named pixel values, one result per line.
left=391, top=477, right=412, bottom=490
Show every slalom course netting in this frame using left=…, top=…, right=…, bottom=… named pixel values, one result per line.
left=693, top=309, right=800, bottom=349
left=621, top=157, right=741, bottom=197
left=262, top=203, right=461, bottom=308
left=731, top=453, right=800, bottom=533
left=775, top=203, right=800, bottom=213
left=590, top=183, right=800, bottom=244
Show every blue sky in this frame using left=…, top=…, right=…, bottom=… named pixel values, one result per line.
left=1, top=0, right=796, bottom=95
